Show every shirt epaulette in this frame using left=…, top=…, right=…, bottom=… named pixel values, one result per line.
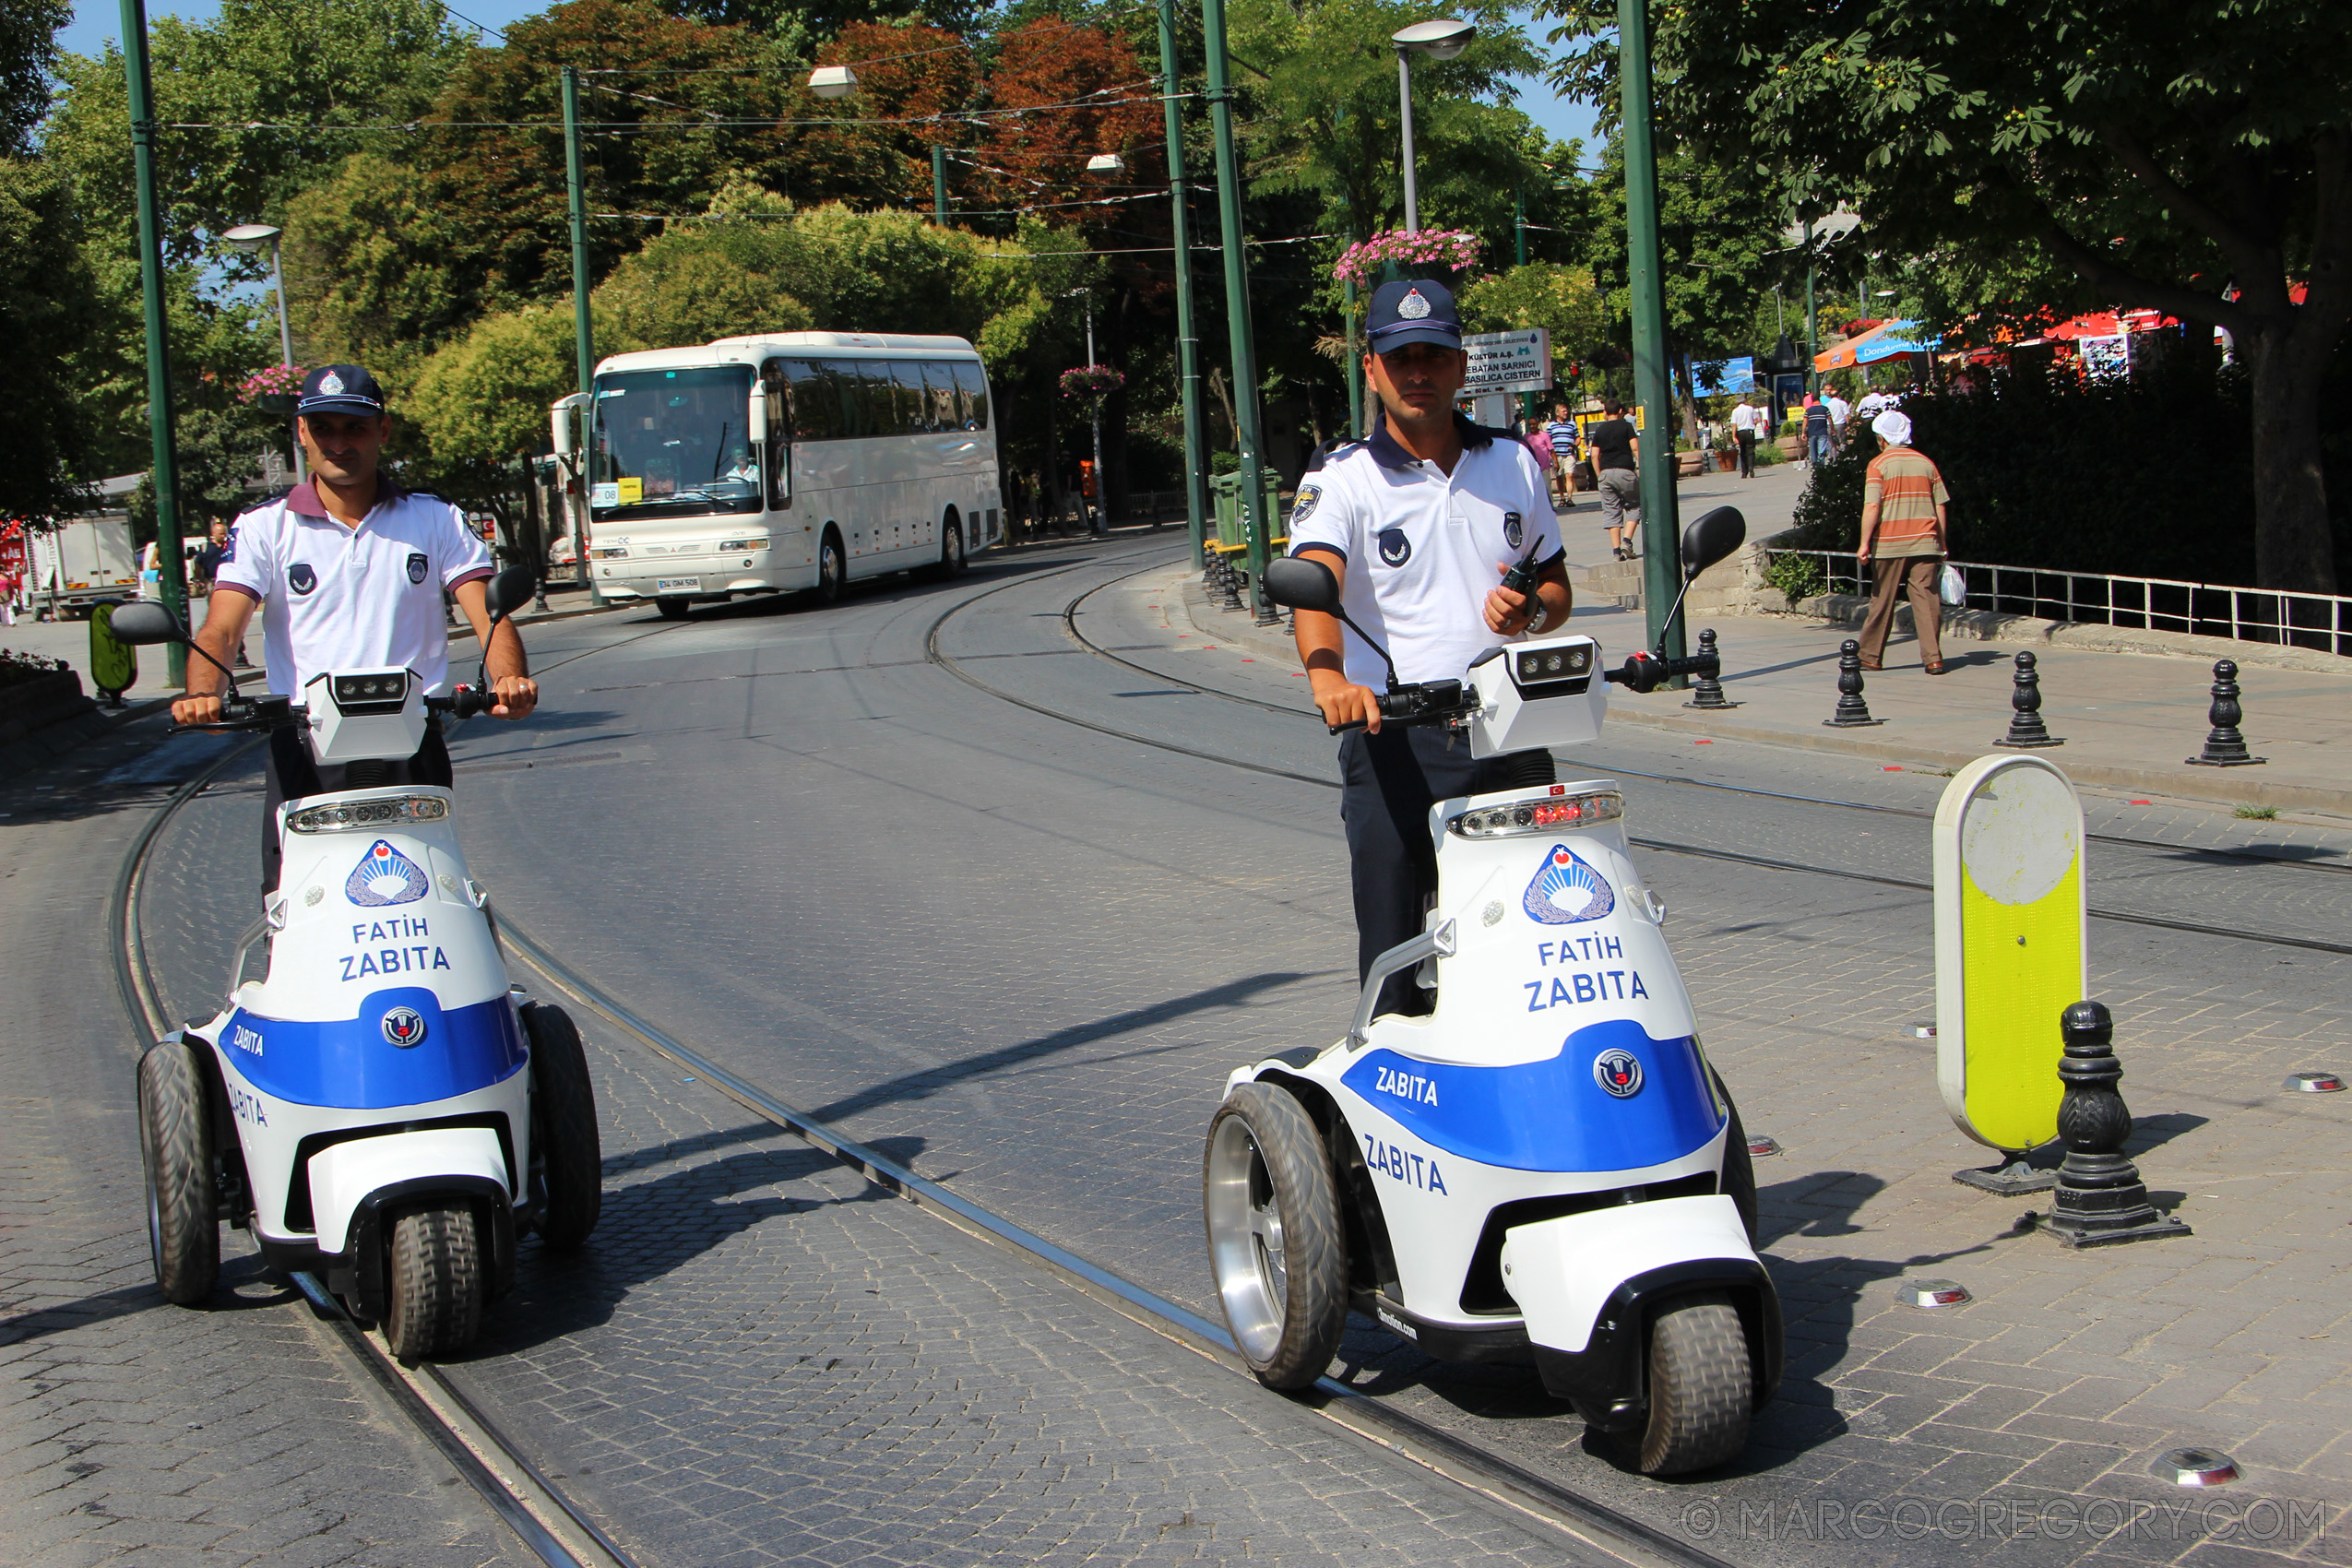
left=1303, top=436, right=1363, bottom=474
left=1462, top=422, right=1515, bottom=449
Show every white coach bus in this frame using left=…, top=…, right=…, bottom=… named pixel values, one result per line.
left=562, top=332, right=1002, bottom=617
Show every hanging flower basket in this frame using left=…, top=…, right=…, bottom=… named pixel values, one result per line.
left=1332, top=229, right=1484, bottom=287
left=1060, top=364, right=1124, bottom=398
left=238, top=362, right=306, bottom=414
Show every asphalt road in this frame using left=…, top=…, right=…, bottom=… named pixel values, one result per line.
left=128, top=534, right=2352, bottom=1568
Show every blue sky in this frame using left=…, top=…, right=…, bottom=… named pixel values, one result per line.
left=61, top=0, right=1598, bottom=147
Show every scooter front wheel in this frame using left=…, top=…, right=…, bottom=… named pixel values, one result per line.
left=525, top=1004, right=602, bottom=1253
left=1203, top=1083, right=1347, bottom=1390
left=1637, top=1291, right=1752, bottom=1476
left=138, top=1039, right=218, bottom=1305
left=384, top=1203, right=484, bottom=1361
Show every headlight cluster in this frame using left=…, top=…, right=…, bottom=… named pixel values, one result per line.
left=287, top=795, right=449, bottom=834
left=593, top=546, right=630, bottom=559
left=331, top=673, right=409, bottom=707
left=719, top=537, right=770, bottom=552
left=1515, top=645, right=1594, bottom=685
left=1448, top=790, right=1622, bottom=838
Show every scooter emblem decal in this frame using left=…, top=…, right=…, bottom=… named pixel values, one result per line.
left=346, top=839, right=430, bottom=907
left=1593, top=1047, right=1644, bottom=1098
left=381, top=1006, right=428, bottom=1047
left=1523, top=844, right=1616, bottom=924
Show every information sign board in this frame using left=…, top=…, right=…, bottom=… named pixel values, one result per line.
left=1462, top=329, right=1551, bottom=395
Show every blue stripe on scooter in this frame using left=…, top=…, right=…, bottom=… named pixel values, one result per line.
left=216, top=987, right=527, bottom=1110
left=1340, top=1018, right=1723, bottom=1173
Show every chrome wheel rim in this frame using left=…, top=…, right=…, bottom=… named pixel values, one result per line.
left=1206, top=1114, right=1286, bottom=1362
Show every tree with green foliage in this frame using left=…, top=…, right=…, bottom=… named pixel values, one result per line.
left=1459, top=261, right=1609, bottom=386
left=1541, top=0, right=2352, bottom=591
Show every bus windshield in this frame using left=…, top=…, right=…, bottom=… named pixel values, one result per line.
left=591, top=365, right=759, bottom=517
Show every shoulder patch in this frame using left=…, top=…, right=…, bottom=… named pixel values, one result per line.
left=1289, top=483, right=1323, bottom=524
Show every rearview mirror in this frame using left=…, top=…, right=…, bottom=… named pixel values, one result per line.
left=107, top=600, right=186, bottom=646
left=747, top=389, right=769, bottom=445
left=1681, top=506, right=1747, bottom=581
left=1261, top=555, right=1341, bottom=614
left=484, top=564, right=537, bottom=623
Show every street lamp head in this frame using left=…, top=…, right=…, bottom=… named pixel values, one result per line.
left=1392, top=18, right=1474, bottom=58
left=1085, top=152, right=1124, bottom=174
left=222, top=223, right=282, bottom=253
left=807, top=65, right=857, bottom=99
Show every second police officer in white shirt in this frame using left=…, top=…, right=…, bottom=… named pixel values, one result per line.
left=1285, top=279, right=1574, bottom=1018
left=174, top=364, right=540, bottom=892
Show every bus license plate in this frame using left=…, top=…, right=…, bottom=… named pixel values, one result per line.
left=656, top=576, right=701, bottom=592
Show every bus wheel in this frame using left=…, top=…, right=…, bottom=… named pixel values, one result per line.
left=655, top=597, right=690, bottom=620
left=934, top=516, right=968, bottom=579
left=816, top=529, right=846, bottom=604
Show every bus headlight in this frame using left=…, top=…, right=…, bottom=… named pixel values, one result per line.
left=719, top=537, right=769, bottom=552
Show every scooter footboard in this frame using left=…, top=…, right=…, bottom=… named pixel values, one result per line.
left=1501, top=1194, right=1782, bottom=1431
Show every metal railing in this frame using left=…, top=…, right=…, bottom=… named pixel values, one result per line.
left=1767, top=551, right=2352, bottom=658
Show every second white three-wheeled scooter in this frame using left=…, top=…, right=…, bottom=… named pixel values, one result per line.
left=1204, top=508, right=1782, bottom=1475
left=113, top=569, right=601, bottom=1361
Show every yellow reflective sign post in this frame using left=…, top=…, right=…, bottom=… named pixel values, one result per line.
left=1933, top=754, right=2085, bottom=1193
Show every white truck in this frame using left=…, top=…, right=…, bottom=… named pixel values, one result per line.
left=29, top=513, right=140, bottom=617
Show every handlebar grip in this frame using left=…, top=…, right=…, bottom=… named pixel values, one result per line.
left=1328, top=717, right=1370, bottom=734
left=1662, top=653, right=1721, bottom=679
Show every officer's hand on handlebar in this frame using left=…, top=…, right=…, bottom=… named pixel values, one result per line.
left=1308, top=672, right=1384, bottom=734
left=488, top=675, right=538, bottom=720
left=172, top=693, right=224, bottom=727
left=1484, top=560, right=1537, bottom=637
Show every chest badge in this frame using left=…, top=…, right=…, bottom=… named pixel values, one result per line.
left=288, top=563, right=316, bottom=596
left=407, top=552, right=428, bottom=584
left=1524, top=843, right=1616, bottom=925
left=1503, top=512, right=1524, bottom=549
left=1377, top=528, right=1412, bottom=567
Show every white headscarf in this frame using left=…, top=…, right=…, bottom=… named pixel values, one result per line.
left=1872, top=410, right=1914, bottom=446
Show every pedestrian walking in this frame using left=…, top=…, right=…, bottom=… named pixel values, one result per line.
left=1283, top=277, right=1569, bottom=1018
left=1729, top=397, right=1761, bottom=479
left=1803, top=395, right=1833, bottom=468
left=1855, top=386, right=1889, bottom=425
left=1855, top=409, right=1950, bottom=675
left=1520, top=417, right=1555, bottom=489
left=1543, top=403, right=1581, bottom=507
left=1824, top=387, right=1852, bottom=455
left=1587, top=399, right=1642, bottom=560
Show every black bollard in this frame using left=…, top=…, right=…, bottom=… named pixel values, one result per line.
left=1217, top=552, right=1244, bottom=612
left=1683, top=628, right=1740, bottom=709
left=1823, top=639, right=1885, bottom=727
left=2184, top=659, right=2266, bottom=766
left=1993, top=650, right=2064, bottom=747
left=2042, top=1001, right=2190, bottom=1248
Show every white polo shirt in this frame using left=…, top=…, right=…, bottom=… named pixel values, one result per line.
left=1286, top=415, right=1562, bottom=689
left=214, top=479, right=493, bottom=698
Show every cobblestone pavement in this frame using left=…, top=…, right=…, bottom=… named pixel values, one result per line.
left=407, top=543, right=2349, bottom=1568
left=131, top=712, right=1617, bottom=1566
left=0, top=728, right=529, bottom=1568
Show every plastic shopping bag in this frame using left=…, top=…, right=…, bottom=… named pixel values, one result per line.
left=1938, top=563, right=1966, bottom=608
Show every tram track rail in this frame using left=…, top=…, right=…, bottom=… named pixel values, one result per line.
left=937, top=548, right=2351, bottom=957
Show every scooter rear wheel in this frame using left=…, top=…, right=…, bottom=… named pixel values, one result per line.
left=525, top=1004, right=602, bottom=1253
left=138, top=1039, right=217, bottom=1305
left=1637, top=1291, right=1752, bottom=1475
left=1203, top=1083, right=1347, bottom=1390
left=384, top=1203, right=483, bottom=1361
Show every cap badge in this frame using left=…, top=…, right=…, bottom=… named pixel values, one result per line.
left=318, top=371, right=345, bottom=395
left=1396, top=289, right=1431, bottom=320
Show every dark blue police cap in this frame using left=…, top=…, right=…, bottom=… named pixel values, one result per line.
left=296, top=364, right=388, bottom=419
left=1366, top=279, right=1463, bottom=351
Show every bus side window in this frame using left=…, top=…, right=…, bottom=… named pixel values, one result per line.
left=890, top=361, right=928, bottom=434
left=921, top=363, right=958, bottom=433
left=823, top=359, right=873, bottom=439
left=788, top=360, right=842, bottom=442
left=950, top=360, right=989, bottom=431
left=760, top=360, right=791, bottom=508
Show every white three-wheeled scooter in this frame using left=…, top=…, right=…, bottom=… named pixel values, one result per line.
left=1204, top=508, right=1781, bottom=1475
left=113, top=569, right=601, bottom=1361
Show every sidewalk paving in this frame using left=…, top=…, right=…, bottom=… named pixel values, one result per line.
left=1175, top=557, right=2352, bottom=821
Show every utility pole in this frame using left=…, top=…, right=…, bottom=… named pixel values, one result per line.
left=1515, top=187, right=1536, bottom=427
left=932, top=145, right=949, bottom=226
left=1157, top=0, right=1208, bottom=569
left=120, top=0, right=185, bottom=683
left=562, top=65, right=604, bottom=604
left=1344, top=265, right=1364, bottom=438
left=1804, top=219, right=1820, bottom=396
left=1201, top=0, right=1276, bottom=623
left=1080, top=291, right=1105, bottom=537
left=1618, top=0, right=1684, bottom=671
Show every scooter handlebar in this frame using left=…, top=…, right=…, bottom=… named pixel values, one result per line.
left=1604, top=651, right=1719, bottom=695
left=426, top=687, right=493, bottom=720
left=1324, top=680, right=1475, bottom=734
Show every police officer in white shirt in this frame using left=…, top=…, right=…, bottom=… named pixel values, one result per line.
left=1286, top=279, right=1574, bottom=1016
left=173, top=365, right=539, bottom=891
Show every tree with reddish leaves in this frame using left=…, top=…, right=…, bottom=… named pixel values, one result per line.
left=971, top=20, right=1161, bottom=247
